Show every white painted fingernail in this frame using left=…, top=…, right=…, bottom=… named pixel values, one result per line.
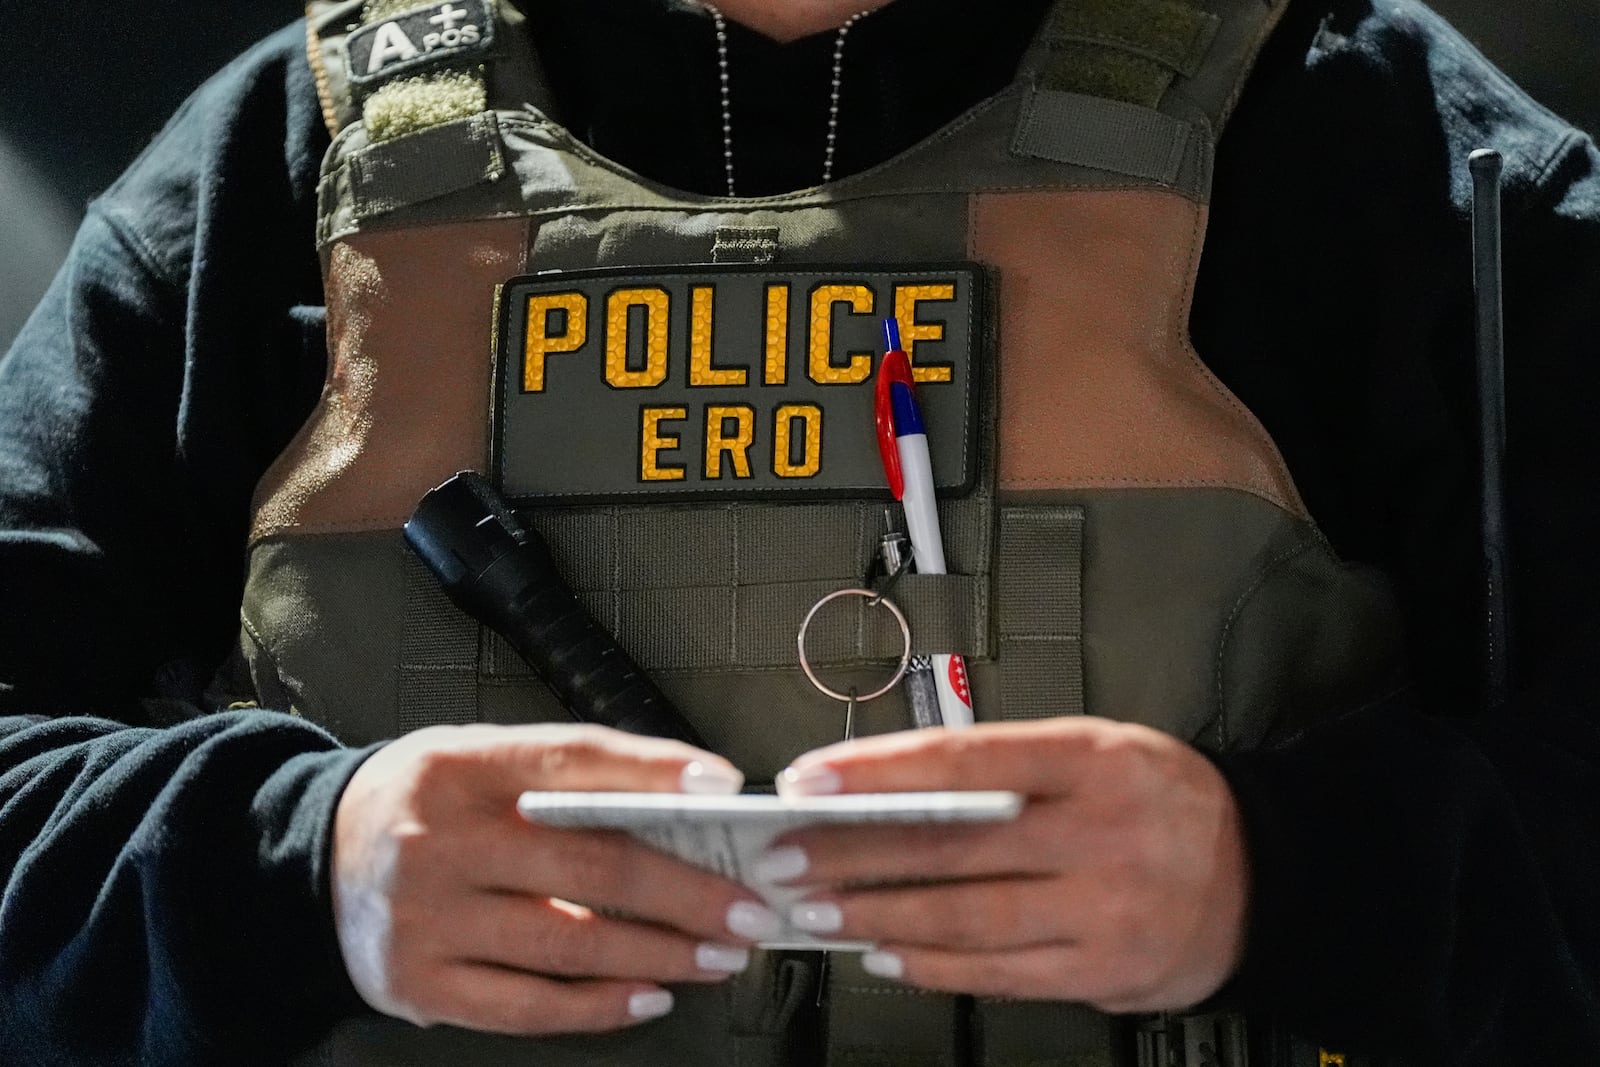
left=777, top=764, right=842, bottom=796
left=696, top=943, right=751, bottom=973
left=862, top=951, right=904, bottom=980
left=752, top=846, right=809, bottom=884
left=629, top=990, right=674, bottom=1019
left=726, top=900, right=782, bottom=940
left=681, top=760, right=744, bottom=795
left=789, top=901, right=843, bottom=934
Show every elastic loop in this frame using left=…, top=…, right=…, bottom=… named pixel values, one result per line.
left=868, top=551, right=915, bottom=607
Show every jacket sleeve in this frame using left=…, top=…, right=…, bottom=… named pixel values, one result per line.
left=0, top=24, right=370, bottom=1063
left=1216, top=125, right=1600, bottom=1063
left=0, top=30, right=330, bottom=715
left=0, top=714, right=372, bottom=1063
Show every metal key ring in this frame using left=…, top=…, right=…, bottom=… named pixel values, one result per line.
left=797, top=588, right=913, bottom=703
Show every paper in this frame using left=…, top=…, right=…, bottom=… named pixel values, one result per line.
left=516, top=791, right=1022, bottom=949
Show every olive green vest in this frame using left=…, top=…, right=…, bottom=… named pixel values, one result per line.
left=256, top=1, right=1406, bottom=1063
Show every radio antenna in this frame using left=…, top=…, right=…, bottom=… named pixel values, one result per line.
left=1469, top=148, right=1513, bottom=709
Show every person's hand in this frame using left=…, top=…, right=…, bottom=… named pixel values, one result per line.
left=765, top=719, right=1249, bottom=1013
left=332, top=723, right=782, bottom=1034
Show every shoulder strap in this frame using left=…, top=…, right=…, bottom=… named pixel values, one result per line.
left=306, top=0, right=556, bottom=141
left=1015, top=0, right=1285, bottom=131
left=1024, top=0, right=1223, bottom=110
left=1008, top=0, right=1288, bottom=191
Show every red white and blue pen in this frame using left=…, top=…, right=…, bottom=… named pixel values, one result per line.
left=874, top=319, right=975, bottom=729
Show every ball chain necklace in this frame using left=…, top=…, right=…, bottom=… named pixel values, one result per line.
left=699, top=4, right=874, bottom=196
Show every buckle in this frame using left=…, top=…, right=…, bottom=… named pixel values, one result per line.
left=1135, top=1011, right=1249, bottom=1067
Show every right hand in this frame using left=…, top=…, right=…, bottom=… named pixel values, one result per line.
left=331, top=723, right=778, bottom=1035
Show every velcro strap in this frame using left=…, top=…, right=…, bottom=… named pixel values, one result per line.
left=1039, top=0, right=1218, bottom=109
left=1013, top=90, right=1201, bottom=188
left=356, top=0, right=495, bottom=143
left=349, top=111, right=505, bottom=217
left=1047, top=0, right=1219, bottom=77
left=362, top=68, right=488, bottom=143
left=1042, top=46, right=1175, bottom=110
left=995, top=506, right=1085, bottom=719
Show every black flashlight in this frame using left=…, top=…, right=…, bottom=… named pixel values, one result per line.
left=404, top=471, right=707, bottom=747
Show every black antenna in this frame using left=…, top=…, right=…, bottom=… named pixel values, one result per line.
left=1469, top=149, right=1513, bottom=709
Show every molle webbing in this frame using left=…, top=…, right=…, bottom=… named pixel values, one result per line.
left=398, top=549, right=479, bottom=733
left=394, top=502, right=1089, bottom=733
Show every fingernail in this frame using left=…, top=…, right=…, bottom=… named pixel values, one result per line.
left=789, top=901, right=843, bottom=934
left=682, top=760, right=744, bottom=795
left=752, top=846, right=809, bottom=884
left=726, top=901, right=782, bottom=941
left=629, top=990, right=674, bottom=1019
left=862, top=951, right=904, bottom=980
left=696, top=943, right=752, bottom=973
left=778, top=764, right=842, bottom=797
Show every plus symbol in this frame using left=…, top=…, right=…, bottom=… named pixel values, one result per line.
left=429, top=3, right=469, bottom=30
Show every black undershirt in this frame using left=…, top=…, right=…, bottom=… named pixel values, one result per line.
left=526, top=0, right=1056, bottom=196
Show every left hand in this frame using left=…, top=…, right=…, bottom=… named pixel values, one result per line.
left=768, top=719, right=1249, bottom=1013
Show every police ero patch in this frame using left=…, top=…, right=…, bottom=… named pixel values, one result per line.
left=346, top=0, right=496, bottom=88
left=491, top=265, right=983, bottom=504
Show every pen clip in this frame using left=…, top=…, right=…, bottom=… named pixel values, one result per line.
left=875, top=326, right=914, bottom=501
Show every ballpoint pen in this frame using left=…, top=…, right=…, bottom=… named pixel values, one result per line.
left=874, top=319, right=974, bottom=729
left=875, top=518, right=944, bottom=729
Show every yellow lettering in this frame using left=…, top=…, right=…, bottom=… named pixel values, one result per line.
left=522, top=292, right=588, bottom=393
left=808, top=283, right=875, bottom=385
left=639, top=406, right=687, bottom=482
left=893, top=283, right=956, bottom=384
left=705, top=405, right=755, bottom=480
left=764, top=284, right=790, bottom=386
left=688, top=286, right=748, bottom=387
left=773, top=404, right=822, bottom=478
left=606, top=288, right=670, bottom=389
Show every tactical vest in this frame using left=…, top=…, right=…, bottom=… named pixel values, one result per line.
left=255, top=1, right=1406, bottom=1063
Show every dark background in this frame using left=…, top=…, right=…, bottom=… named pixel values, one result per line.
left=1, top=1, right=1596, bottom=348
